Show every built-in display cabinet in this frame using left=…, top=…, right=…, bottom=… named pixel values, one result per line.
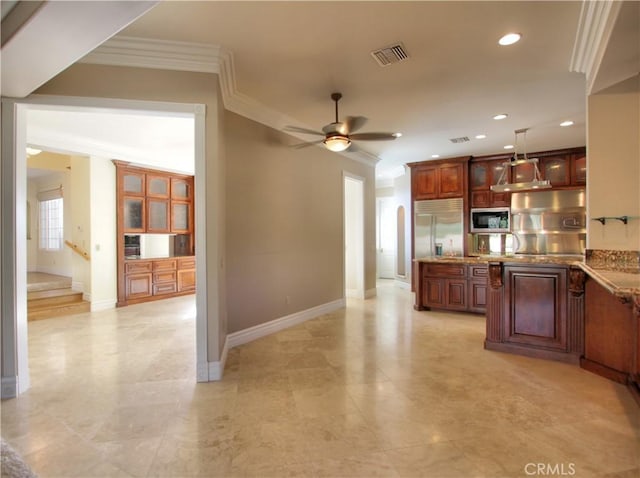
left=114, top=161, right=195, bottom=307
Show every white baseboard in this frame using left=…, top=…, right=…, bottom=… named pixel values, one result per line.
left=207, top=337, right=229, bottom=381
left=90, top=299, right=116, bottom=312
left=198, top=298, right=346, bottom=381
left=1, top=376, right=17, bottom=399
left=228, top=298, right=346, bottom=349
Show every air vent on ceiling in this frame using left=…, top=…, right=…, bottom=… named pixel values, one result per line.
left=449, top=136, right=470, bottom=144
left=371, top=43, right=409, bottom=67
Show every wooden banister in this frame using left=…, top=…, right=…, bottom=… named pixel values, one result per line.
left=64, top=240, right=90, bottom=261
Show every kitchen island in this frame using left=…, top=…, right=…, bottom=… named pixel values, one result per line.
left=414, top=251, right=640, bottom=402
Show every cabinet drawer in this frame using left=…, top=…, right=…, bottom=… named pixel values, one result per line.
left=153, top=271, right=177, bottom=283
left=125, top=261, right=153, bottom=274
left=424, top=263, right=466, bottom=278
left=178, top=257, right=196, bottom=270
left=469, top=265, right=488, bottom=279
left=153, top=282, right=177, bottom=295
left=153, top=259, right=177, bottom=271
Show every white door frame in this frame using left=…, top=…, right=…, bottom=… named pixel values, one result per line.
left=0, top=94, right=209, bottom=398
left=343, top=172, right=365, bottom=299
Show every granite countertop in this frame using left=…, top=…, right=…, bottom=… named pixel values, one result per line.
left=415, top=251, right=640, bottom=299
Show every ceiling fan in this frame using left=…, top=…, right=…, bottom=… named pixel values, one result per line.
left=283, top=93, right=400, bottom=152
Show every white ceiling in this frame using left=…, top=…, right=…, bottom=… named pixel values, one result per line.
left=10, top=2, right=639, bottom=182
left=118, top=0, right=589, bottom=179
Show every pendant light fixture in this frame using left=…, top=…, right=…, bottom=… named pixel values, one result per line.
left=491, top=128, right=551, bottom=193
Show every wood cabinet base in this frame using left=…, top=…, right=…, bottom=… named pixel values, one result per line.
left=485, top=340, right=581, bottom=365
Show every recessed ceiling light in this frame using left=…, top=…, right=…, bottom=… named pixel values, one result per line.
left=499, top=33, right=521, bottom=46
left=431, top=154, right=440, bottom=158
left=560, top=120, right=574, bottom=127
left=392, top=132, right=403, bottom=138
left=503, top=144, right=514, bottom=150
left=493, top=113, right=508, bottom=120
left=475, top=134, right=487, bottom=139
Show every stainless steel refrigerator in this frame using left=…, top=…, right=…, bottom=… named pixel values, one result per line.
left=414, top=198, right=464, bottom=258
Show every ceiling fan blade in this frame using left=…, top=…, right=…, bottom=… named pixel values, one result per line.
left=283, top=125, right=324, bottom=136
left=322, top=122, right=343, bottom=135
left=343, top=116, right=368, bottom=134
left=349, top=132, right=398, bottom=141
left=290, top=139, right=324, bottom=149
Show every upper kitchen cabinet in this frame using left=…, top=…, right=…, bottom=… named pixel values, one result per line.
left=121, top=170, right=145, bottom=196
left=171, top=177, right=193, bottom=201
left=537, top=147, right=587, bottom=189
left=146, top=174, right=170, bottom=198
left=409, top=156, right=470, bottom=200
left=469, top=155, right=511, bottom=208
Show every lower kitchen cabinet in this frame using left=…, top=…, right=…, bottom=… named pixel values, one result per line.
left=415, top=262, right=487, bottom=313
left=485, top=262, right=584, bottom=364
left=122, top=256, right=195, bottom=305
left=581, top=278, right=635, bottom=384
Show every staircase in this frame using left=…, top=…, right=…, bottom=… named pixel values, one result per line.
left=27, top=274, right=90, bottom=321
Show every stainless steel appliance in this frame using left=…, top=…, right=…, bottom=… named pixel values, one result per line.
left=124, top=234, right=140, bottom=257
left=511, top=189, right=586, bottom=255
left=414, top=198, right=464, bottom=257
left=470, top=207, right=510, bottom=233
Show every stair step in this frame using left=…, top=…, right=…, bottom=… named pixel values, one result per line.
left=27, top=280, right=72, bottom=293
left=28, top=300, right=91, bottom=321
left=28, top=288, right=84, bottom=308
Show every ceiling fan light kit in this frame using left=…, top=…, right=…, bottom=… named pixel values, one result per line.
left=283, top=92, right=399, bottom=152
left=324, top=135, right=351, bottom=152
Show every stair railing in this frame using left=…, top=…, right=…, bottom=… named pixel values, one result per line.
left=64, top=240, right=91, bottom=261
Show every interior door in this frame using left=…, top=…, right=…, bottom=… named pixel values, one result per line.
left=377, top=197, right=396, bottom=279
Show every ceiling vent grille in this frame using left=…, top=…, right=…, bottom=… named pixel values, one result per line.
left=449, top=136, right=470, bottom=144
left=371, top=43, right=409, bottom=67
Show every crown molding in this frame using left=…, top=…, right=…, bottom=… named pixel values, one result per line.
left=569, top=0, right=624, bottom=95
left=81, top=36, right=379, bottom=168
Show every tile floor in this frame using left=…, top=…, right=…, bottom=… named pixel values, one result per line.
left=1, top=281, right=638, bottom=477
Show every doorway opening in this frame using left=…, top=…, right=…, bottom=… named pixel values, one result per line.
left=1, top=96, right=209, bottom=397
left=343, top=174, right=365, bottom=299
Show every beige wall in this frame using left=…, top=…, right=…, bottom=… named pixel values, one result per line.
left=587, top=75, right=640, bottom=251
left=224, top=111, right=376, bottom=333
left=69, top=155, right=91, bottom=294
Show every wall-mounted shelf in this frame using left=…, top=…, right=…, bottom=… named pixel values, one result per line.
left=591, top=216, right=637, bottom=225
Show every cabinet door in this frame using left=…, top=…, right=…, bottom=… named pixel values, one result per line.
left=125, top=273, right=152, bottom=299
left=470, top=163, right=489, bottom=190
left=171, top=201, right=191, bottom=233
left=571, top=154, right=586, bottom=185
left=541, top=155, right=570, bottom=186
left=122, top=171, right=145, bottom=196
left=503, top=265, right=568, bottom=351
left=147, top=199, right=170, bottom=232
left=172, top=177, right=193, bottom=200
left=178, top=268, right=196, bottom=292
left=512, top=162, right=534, bottom=183
left=471, top=190, right=491, bottom=208
left=124, top=197, right=145, bottom=232
left=147, top=174, right=170, bottom=198
left=423, top=278, right=445, bottom=307
left=468, top=280, right=487, bottom=313
left=438, top=164, right=464, bottom=198
left=445, top=279, right=467, bottom=310
left=414, top=168, right=438, bottom=200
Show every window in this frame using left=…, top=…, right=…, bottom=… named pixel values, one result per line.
left=38, top=188, right=64, bottom=251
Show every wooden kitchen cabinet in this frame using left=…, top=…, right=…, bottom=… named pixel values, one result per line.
left=581, top=279, right=635, bottom=384
left=469, top=157, right=511, bottom=207
left=147, top=198, right=170, bottom=232
left=123, top=197, right=145, bottom=232
left=409, top=157, right=469, bottom=200
left=468, top=265, right=488, bottom=313
left=147, top=174, right=170, bottom=198
left=571, top=153, right=586, bottom=185
left=541, top=155, right=571, bottom=187
left=415, top=262, right=487, bottom=313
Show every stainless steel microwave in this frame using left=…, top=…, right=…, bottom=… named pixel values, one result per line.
left=470, top=207, right=510, bottom=233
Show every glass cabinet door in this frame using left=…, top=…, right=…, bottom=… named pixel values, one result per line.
left=147, top=199, right=169, bottom=232
left=124, top=198, right=145, bottom=231
left=470, top=163, right=488, bottom=190
left=123, top=172, right=144, bottom=195
left=171, top=178, right=192, bottom=200
left=147, top=175, right=170, bottom=198
left=172, top=202, right=190, bottom=232
left=541, top=156, right=570, bottom=186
